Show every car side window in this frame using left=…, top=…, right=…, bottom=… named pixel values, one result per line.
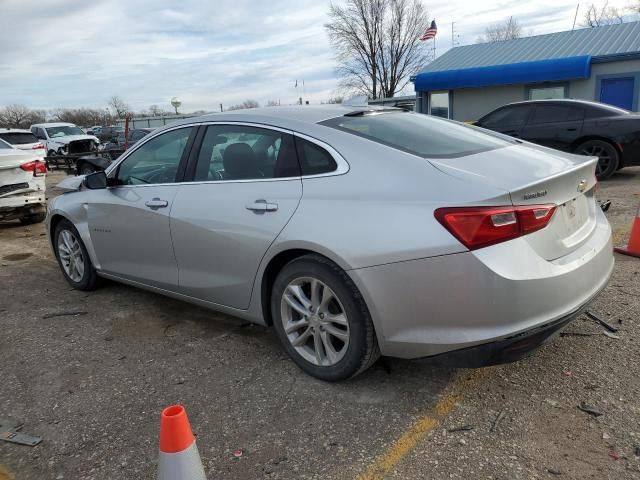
left=481, top=106, right=531, bottom=128
left=193, top=125, right=300, bottom=181
left=115, top=127, right=193, bottom=185
left=529, top=105, right=584, bottom=125
left=294, top=138, right=337, bottom=175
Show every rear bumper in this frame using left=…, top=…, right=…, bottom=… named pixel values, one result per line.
left=349, top=207, right=614, bottom=360
left=420, top=285, right=597, bottom=367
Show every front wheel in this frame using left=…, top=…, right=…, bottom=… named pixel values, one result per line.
left=53, top=219, right=99, bottom=290
left=574, top=140, right=619, bottom=180
left=271, top=254, right=379, bottom=381
left=79, top=162, right=96, bottom=175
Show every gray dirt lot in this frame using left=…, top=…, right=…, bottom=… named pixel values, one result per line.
left=0, top=168, right=639, bottom=480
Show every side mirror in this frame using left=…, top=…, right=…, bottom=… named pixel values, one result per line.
left=83, top=171, right=107, bottom=189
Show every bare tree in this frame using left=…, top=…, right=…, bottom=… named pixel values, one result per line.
left=49, top=108, right=110, bottom=127
left=148, top=104, right=167, bottom=117
left=0, top=104, right=47, bottom=128
left=227, top=100, right=260, bottom=111
left=582, top=2, right=623, bottom=27
left=325, top=0, right=429, bottom=99
left=323, top=96, right=344, bottom=104
left=108, top=96, right=130, bottom=119
left=266, top=100, right=281, bottom=107
left=476, top=16, right=522, bottom=43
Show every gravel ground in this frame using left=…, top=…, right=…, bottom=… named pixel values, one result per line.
left=0, top=167, right=639, bottom=480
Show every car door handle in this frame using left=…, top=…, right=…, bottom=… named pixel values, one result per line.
left=245, top=199, right=278, bottom=212
left=145, top=198, right=169, bottom=209
left=566, top=127, right=577, bottom=131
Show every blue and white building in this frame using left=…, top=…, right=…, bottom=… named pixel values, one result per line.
left=413, top=22, right=640, bottom=121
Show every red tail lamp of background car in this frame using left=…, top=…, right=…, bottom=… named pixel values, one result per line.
left=435, top=205, right=557, bottom=250
left=20, top=160, right=47, bottom=176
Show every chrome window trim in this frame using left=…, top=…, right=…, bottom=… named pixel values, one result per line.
left=104, top=121, right=350, bottom=189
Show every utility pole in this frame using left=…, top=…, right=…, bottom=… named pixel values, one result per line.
left=220, top=103, right=223, bottom=112
left=572, top=4, right=580, bottom=30
left=451, top=22, right=459, bottom=48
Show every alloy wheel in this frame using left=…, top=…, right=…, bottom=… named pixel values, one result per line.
left=57, top=229, right=85, bottom=282
left=280, top=277, right=350, bottom=366
left=581, top=144, right=611, bottom=176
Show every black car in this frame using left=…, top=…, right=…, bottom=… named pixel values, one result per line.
left=475, top=99, right=640, bottom=179
left=94, top=126, right=124, bottom=143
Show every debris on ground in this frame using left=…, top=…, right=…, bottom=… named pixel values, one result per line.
left=0, top=419, right=41, bottom=447
left=608, top=450, right=620, bottom=460
left=490, top=410, right=506, bottom=432
left=232, top=448, right=243, bottom=458
left=447, top=425, right=474, bottom=433
left=547, top=468, right=562, bottom=475
left=585, top=311, right=619, bottom=332
left=577, top=402, right=603, bottom=417
left=602, top=330, right=620, bottom=340
left=41, top=311, right=88, bottom=319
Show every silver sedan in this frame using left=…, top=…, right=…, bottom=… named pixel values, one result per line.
left=46, top=106, right=614, bottom=381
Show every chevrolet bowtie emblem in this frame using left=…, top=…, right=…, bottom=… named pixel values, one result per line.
left=577, top=179, right=587, bottom=193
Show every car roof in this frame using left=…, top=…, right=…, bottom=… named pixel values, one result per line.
left=0, top=128, right=34, bottom=134
left=502, top=98, right=623, bottom=109
left=164, top=105, right=400, bottom=132
left=31, top=122, right=77, bottom=128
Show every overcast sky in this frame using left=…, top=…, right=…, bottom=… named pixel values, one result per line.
left=0, top=0, right=635, bottom=112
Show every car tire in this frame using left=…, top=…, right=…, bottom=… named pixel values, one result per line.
left=574, top=140, right=619, bottom=180
left=19, top=213, right=46, bottom=225
left=79, top=162, right=96, bottom=175
left=271, top=254, right=380, bottom=381
left=53, top=219, right=99, bottom=291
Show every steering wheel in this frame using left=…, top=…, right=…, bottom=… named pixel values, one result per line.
left=146, top=165, right=178, bottom=184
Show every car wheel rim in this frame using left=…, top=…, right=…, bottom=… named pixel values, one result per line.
left=57, top=229, right=85, bottom=282
left=280, top=277, right=350, bottom=366
left=581, top=144, right=611, bottom=175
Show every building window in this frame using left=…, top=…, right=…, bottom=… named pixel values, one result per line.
left=429, top=91, right=450, bottom=118
left=528, top=85, right=567, bottom=100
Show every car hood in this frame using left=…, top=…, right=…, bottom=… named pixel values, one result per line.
left=48, top=134, right=99, bottom=145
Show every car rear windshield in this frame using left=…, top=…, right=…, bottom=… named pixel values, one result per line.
left=0, top=139, right=12, bottom=149
left=0, top=132, right=38, bottom=145
left=320, top=111, right=514, bottom=158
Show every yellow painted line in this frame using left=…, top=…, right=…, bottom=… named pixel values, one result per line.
left=355, top=368, right=492, bottom=480
left=0, top=465, right=15, bottom=480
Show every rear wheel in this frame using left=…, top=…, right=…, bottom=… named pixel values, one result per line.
left=53, top=219, right=99, bottom=290
left=574, top=140, right=619, bottom=180
left=271, top=254, right=379, bottom=381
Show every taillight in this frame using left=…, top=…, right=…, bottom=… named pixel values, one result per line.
left=20, top=160, right=47, bottom=176
left=32, top=143, right=44, bottom=149
left=434, top=204, right=557, bottom=250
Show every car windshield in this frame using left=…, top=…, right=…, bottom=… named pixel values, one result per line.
left=321, top=111, right=514, bottom=158
left=45, top=126, right=85, bottom=138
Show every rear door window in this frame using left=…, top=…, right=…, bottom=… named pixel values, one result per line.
left=528, top=105, right=584, bottom=124
left=321, top=111, right=514, bottom=158
left=294, top=138, right=337, bottom=175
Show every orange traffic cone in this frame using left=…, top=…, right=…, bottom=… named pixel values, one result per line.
left=615, top=205, right=640, bottom=258
left=158, top=405, right=207, bottom=480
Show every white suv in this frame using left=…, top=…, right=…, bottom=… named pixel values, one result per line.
left=0, top=128, right=46, bottom=159
left=30, top=122, right=99, bottom=156
left=0, top=139, right=46, bottom=223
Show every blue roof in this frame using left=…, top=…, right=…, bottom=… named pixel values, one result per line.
left=419, top=22, right=640, bottom=74
left=415, top=56, right=591, bottom=92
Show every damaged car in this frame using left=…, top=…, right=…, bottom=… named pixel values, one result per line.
left=0, top=138, right=46, bottom=224
left=30, top=122, right=100, bottom=157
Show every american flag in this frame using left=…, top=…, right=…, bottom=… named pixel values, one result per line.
left=420, top=20, right=437, bottom=41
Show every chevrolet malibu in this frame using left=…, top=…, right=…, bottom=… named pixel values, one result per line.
left=46, top=106, right=614, bottom=381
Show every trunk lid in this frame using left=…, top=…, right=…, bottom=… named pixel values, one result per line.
left=0, top=150, right=42, bottom=197
left=429, top=143, right=599, bottom=260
